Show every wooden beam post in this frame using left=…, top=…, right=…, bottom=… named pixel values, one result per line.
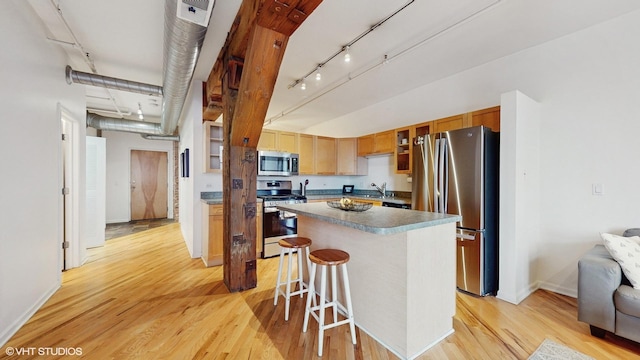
left=217, top=0, right=323, bottom=292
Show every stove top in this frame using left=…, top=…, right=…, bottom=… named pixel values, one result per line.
left=258, top=194, right=306, bottom=207
left=257, top=180, right=307, bottom=206
left=258, top=194, right=306, bottom=200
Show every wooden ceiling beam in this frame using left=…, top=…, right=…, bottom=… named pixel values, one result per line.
left=203, top=0, right=322, bottom=124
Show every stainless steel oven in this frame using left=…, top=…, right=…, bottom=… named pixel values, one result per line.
left=257, top=180, right=306, bottom=258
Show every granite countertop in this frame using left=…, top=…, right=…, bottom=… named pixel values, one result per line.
left=277, top=202, right=460, bottom=235
left=201, top=198, right=262, bottom=205
left=305, top=194, right=411, bottom=205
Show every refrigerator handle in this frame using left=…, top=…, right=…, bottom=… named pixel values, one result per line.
left=437, top=138, right=447, bottom=213
left=442, top=138, right=448, bottom=213
left=419, top=140, right=431, bottom=208
left=433, top=138, right=441, bottom=212
left=456, top=233, right=476, bottom=241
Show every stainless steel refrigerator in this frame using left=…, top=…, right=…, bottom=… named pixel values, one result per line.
left=412, top=126, right=499, bottom=296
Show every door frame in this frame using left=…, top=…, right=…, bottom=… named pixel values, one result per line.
left=58, top=104, right=81, bottom=270
left=128, top=148, right=173, bottom=221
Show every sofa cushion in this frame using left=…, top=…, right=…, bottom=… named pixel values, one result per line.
left=623, top=228, right=640, bottom=238
left=601, top=233, right=640, bottom=290
left=615, top=285, right=640, bottom=318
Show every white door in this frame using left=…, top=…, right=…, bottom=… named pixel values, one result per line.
left=86, top=136, right=106, bottom=248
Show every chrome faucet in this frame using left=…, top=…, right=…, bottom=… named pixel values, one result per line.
left=371, top=182, right=386, bottom=198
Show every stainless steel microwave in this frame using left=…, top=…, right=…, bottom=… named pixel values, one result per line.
left=257, top=151, right=299, bottom=176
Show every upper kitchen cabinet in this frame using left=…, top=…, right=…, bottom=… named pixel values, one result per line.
left=315, top=136, right=337, bottom=175
left=204, top=121, right=223, bottom=173
left=257, top=129, right=300, bottom=152
left=257, top=129, right=277, bottom=151
left=299, top=134, right=315, bottom=174
left=374, top=130, right=395, bottom=154
left=357, top=134, right=374, bottom=156
left=432, top=114, right=468, bottom=133
left=278, top=131, right=299, bottom=153
left=414, top=121, right=432, bottom=139
left=337, top=138, right=367, bottom=175
left=357, top=130, right=394, bottom=157
left=394, top=127, right=414, bottom=174
left=469, top=106, right=500, bottom=132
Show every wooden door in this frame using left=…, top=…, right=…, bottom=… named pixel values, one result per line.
left=131, top=150, right=168, bottom=220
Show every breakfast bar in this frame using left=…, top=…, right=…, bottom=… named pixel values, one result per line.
left=277, top=202, right=461, bottom=360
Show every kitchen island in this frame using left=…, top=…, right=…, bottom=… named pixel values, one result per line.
left=277, top=202, right=461, bottom=360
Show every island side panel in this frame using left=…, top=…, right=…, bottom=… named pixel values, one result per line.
left=297, top=215, right=410, bottom=357
left=406, top=222, right=457, bottom=357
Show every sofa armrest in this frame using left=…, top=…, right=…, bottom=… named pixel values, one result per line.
left=577, top=245, right=621, bottom=332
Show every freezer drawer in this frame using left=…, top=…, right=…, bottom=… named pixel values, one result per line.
left=456, top=228, right=497, bottom=296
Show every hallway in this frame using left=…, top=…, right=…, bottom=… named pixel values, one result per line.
left=105, top=219, right=176, bottom=240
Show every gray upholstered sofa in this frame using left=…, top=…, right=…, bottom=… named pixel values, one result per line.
left=578, top=228, right=640, bottom=343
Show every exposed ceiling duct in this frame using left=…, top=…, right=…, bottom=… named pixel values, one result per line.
left=70, top=0, right=212, bottom=136
left=161, top=0, right=209, bottom=135
left=66, top=66, right=163, bottom=96
left=141, top=134, right=181, bottom=142
left=86, top=112, right=179, bottom=141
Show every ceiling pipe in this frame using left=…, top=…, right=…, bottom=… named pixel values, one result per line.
left=66, top=66, right=163, bottom=96
left=141, top=134, right=180, bottom=142
left=86, top=112, right=163, bottom=134
left=160, top=0, right=208, bottom=135
left=86, top=112, right=179, bottom=141
left=71, top=0, right=210, bottom=136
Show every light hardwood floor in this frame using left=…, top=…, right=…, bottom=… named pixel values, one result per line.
left=3, top=223, right=640, bottom=359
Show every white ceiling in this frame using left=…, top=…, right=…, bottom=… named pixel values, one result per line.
left=27, top=0, right=640, bottom=132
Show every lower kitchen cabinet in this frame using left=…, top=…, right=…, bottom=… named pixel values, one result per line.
left=202, top=204, right=223, bottom=267
left=201, top=202, right=263, bottom=267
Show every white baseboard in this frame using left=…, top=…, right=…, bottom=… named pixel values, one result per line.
left=106, top=218, right=129, bottom=224
left=497, top=281, right=539, bottom=305
left=355, top=321, right=454, bottom=360
left=0, top=282, right=60, bottom=347
left=538, top=281, right=577, bottom=298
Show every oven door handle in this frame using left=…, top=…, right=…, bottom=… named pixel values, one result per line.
left=264, top=207, right=279, bottom=213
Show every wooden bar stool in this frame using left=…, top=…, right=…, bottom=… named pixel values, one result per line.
left=303, top=249, right=356, bottom=356
left=274, top=236, right=312, bottom=321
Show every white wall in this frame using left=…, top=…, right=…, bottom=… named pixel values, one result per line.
left=302, top=9, right=640, bottom=297
left=498, top=91, right=541, bottom=304
left=103, top=131, right=175, bottom=223
left=178, top=82, right=210, bottom=258
left=0, top=1, right=86, bottom=346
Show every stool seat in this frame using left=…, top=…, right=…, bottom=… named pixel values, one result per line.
left=279, top=236, right=312, bottom=249
left=309, top=249, right=349, bottom=266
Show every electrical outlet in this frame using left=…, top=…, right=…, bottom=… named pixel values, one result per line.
left=592, top=183, right=604, bottom=195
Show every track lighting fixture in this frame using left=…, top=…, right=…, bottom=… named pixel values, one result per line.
left=286, top=0, right=415, bottom=90
left=137, top=102, right=144, bottom=120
